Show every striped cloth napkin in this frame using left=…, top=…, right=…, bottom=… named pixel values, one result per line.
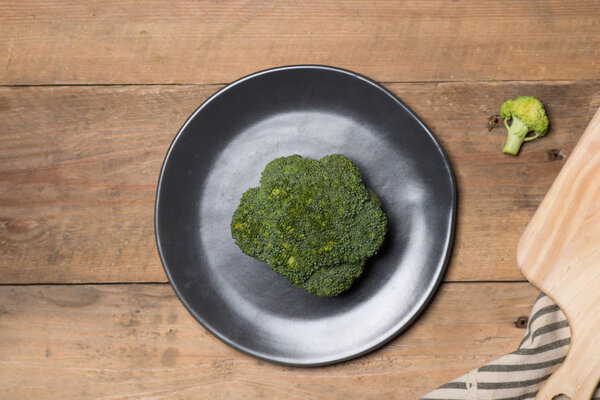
left=421, top=293, right=600, bottom=400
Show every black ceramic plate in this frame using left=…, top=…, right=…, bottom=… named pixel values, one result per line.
left=155, top=65, right=456, bottom=366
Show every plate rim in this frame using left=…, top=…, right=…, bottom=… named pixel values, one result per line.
left=154, top=64, right=457, bottom=367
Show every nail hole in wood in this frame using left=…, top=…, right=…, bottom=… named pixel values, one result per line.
left=488, top=114, right=503, bottom=131
left=515, top=316, right=528, bottom=329
left=548, top=149, right=565, bottom=160
left=552, top=394, right=570, bottom=400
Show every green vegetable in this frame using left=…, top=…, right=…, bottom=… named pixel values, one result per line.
left=231, top=154, right=387, bottom=297
left=500, top=96, right=549, bottom=155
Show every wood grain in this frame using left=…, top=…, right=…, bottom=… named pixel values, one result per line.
left=0, top=2, right=596, bottom=397
left=0, top=282, right=539, bottom=399
left=1, top=0, right=599, bottom=85
left=1, top=82, right=599, bottom=283
left=517, top=107, right=600, bottom=400
left=0, top=85, right=219, bottom=283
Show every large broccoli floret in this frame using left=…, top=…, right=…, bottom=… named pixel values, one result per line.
left=231, top=154, right=387, bottom=297
left=500, top=96, right=549, bottom=155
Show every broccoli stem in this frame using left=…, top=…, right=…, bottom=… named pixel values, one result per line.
left=503, top=135, right=525, bottom=156
left=502, top=117, right=530, bottom=156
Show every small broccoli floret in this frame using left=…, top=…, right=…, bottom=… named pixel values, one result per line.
left=231, top=154, right=387, bottom=297
left=500, top=96, right=549, bottom=155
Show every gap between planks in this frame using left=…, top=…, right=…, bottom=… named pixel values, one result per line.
left=1, top=79, right=600, bottom=88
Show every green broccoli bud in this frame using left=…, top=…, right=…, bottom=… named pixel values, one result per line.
left=231, top=154, right=387, bottom=297
left=500, top=96, right=549, bottom=155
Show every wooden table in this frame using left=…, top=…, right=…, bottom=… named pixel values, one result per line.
left=1, top=1, right=599, bottom=398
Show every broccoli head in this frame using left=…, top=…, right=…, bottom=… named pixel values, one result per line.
left=500, top=96, right=549, bottom=155
left=231, top=154, right=387, bottom=297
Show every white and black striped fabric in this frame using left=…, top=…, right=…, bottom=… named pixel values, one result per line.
left=422, top=293, right=600, bottom=400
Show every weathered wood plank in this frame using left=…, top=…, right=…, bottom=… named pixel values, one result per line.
left=404, top=81, right=600, bottom=281
left=0, top=282, right=539, bottom=399
left=0, top=85, right=219, bottom=283
left=1, top=1, right=599, bottom=85
left=1, top=82, right=598, bottom=283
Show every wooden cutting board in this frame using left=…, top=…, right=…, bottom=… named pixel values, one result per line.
left=518, top=106, right=600, bottom=400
